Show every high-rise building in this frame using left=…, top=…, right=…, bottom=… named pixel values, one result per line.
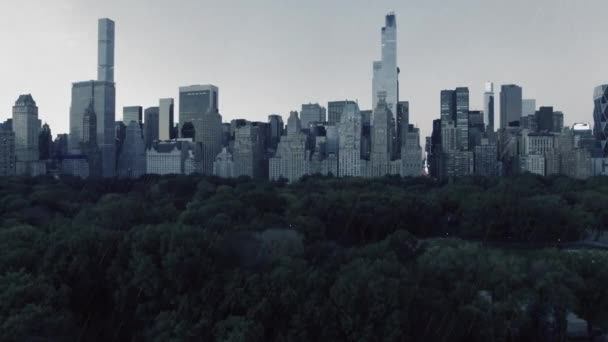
left=593, top=85, right=608, bottom=156
left=535, top=106, right=554, bottom=133
left=338, top=102, right=363, bottom=177
left=401, top=126, right=422, bottom=177
left=474, top=138, right=498, bottom=177
left=500, top=85, right=523, bottom=128
left=300, top=103, right=326, bottom=129
left=441, top=90, right=456, bottom=127
left=484, top=82, right=495, bottom=132
left=69, top=18, right=116, bottom=177
left=213, top=147, right=235, bottom=178
left=328, top=100, right=357, bottom=124
left=522, top=99, right=536, bottom=117
left=192, top=110, right=223, bottom=175
left=38, top=123, right=52, bottom=160
left=0, top=131, right=15, bottom=176
left=98, top=18, right=115, bottom=82
left=232, top=124, right=263, bottom=178
left=372, top=13, right=399, bottom=119
left=370, top=92, right=393, bottom=177
left=455, top=88, right=470, bottom=151
left=268, top=114, right=284, bottom=151
left=553, top=111, right=564, bottom=133
left=123, top=106, right=142, bottom=125
left=179, top=84, right=219, bottom=134
left=117, top=121, right=146, bottom=178
left=395, top=101, right=409, bottom=159
left=144, top=107, right=159, bottom=149
left=269, top=111, right=309, bottom=182
left=147, top=140, right=199, bottom=175
left=159, top=98, right=174, bottom=141
left=12, top=95, right=45, bottom=176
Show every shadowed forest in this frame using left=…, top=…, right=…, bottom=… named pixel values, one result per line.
left=1, top=174, right=608, bottom=341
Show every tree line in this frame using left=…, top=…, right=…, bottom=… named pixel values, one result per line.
left=1, top=174, right=608, bottom=341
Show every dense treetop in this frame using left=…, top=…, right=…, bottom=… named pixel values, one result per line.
left=1, top=174, right=608, bottom=341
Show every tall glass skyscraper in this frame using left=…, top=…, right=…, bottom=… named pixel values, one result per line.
left=372, top=13, right=399, bottom=117
left=593, top=84, right=608, bottom=156
left=483, top=82, right=495, bottom=132
left=500, top=84, right=523, bottom=129
left=178, top=84, right=219, bottom=134
left=159, top=98, right=174, bottom=141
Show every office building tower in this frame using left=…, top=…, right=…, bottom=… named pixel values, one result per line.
left=474, top=138, right=498, bottom=177
left=593, top=85, right=608, bottom=156
left=123, top=106, right=142, bottom=125
left=370, top=92, right=393, bottom=177
left=0, top=131, right=15, bottom=176
left=338, top=102, right=363, bottom=177
left=522, top=99, right=536, bottom=117
left=12, top=95, right=45, bottom=176
left=213, top=147, right=235, bottom=178
left=159, top=98, right=174, bottom=141
left=535, top=106, right=554, bottom=133
left=144, top=107, right=159, bottom=148
left=192, top=109, right=223, bottom=175
left=553, top=111, right=564, bottom=133
left=520, top=115, right=538, bottom=132
left=69, top=19, right=116, bottom=177
left=61, top=155, right=90, bottom=178
left=179, top=84, right=219, bottom=134
left=0, top=119, right=12, bottom=132
left=468, top=110, right=485, bottom=149
left=268, top=114, right=284, bottom=150
left=500, top=85, right=523, bottom=128
left=325, top=125, right=339, bottom=155
left=98, top=18, right=114, bottom=82
left=519, top=153, right=546, bottom=176
left=117, top=121, right=146, bottom=178
left=441, top=90, right=456, bottom=126
left=401, top=127, right=422, bottom=176
left=428, top=119, right=442, bottom=178
left=52, top=134, right=68, bottom=159
left=328, top=100, right=357, bottom=124
left=115, top=121, right=126, bottom=160
left=372, top=13, right=399, bottom=119
left=454, top=150, right=474, bottom=176
left=455, top=88, right=470, bottom=151
left=269, top=111, right=309, bottom=182
left=38, top=123, right=52, bottom=160
left=395, top=101, right=409, bottom=159
left=484, top=82, right=495, bottom=132
left=233, top=124, right=263, bottom=178
left=300, top=103, right=326, bottom=129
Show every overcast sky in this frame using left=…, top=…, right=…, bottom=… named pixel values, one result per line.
left=1, top=0, right=607, bottom=139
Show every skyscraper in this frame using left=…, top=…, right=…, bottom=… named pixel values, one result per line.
left=69, top=18, right=116, bottom=177
left=370, top=92, right=393, bottom=177
left=98, top=18, right=115, bottom=82
left=123, top=106, right=142, bottom=125
left=338, top=102, right=363, bottom=177
left=159, top=98, right=174, bottom=141
left=300, top=103, right=326, bottom=129
left=500, top=85, right=523, bottom=128
left=268, top=114, right=284, bottom=151
left=117, top=121, right=146, bottom=178
left=232, top=124, right=262, bottom=178
left=269, top=111, right=309, bottom=182
left=483, top=82, right=495, bottom=132
left=328, top=100, right=357, bottom=124
left=455, top=87, right=470, bottom=151
left=372, top=13, right=398, bottom=117
left=535, top=106, right=554, bottom=133
left=12, top=95, right=45, bottom=176
left=522, top=99, right=536, bottom=117
left=144, top=107, right=159, bottom=149
left=179, top=84, right=219, bottom=135
left=593, top=84, right=608, bottom=156
left=0, top=131, right=15, bottom=176
left=194, top=109, right=223, bottom=175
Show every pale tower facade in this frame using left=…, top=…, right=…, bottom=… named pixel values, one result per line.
left=159, top=98, right=174, bottom=141
left=370, top=93, right=393, bottom=177
left=372, top=13, right=399, bottom=118
left=338, top=102, right=363, bottom=177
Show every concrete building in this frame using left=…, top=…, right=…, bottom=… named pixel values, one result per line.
left=60, top=155, right=90, bottom=178
left=338, top=102, right=363, bottom=177
left=522, top=99, right=536, bottom=117
left=519, top=153, right=546, bottom=176
left=0, top=131, right=15, bottom=176
left=593, top=84, right=608, bottom=156
left=370, top=93, right=393, bottom=177
left=328, top=100, right=357, bottom=124
left=401, top=127, right=422, bottom=176
left=268, top=114, right=284, bottom=151
left=159, top=98, right=174, bottom=141
left=269, top=111, right=309, bottom=182
left=233, top=124, right=263, bottom=178
left=474, top=138, right=498, bottom=177
left=12, top=95, right=45, bottom=176
left=213, top=147, right=235, bottom=178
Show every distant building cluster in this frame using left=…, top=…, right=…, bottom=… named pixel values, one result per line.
left=1, top=14, right=607, bottom=181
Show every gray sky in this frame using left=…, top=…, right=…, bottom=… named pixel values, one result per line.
left=1, top=0, right=607, bottom=139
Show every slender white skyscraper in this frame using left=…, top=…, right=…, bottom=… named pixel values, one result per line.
left=159, top=98, right=174, bottom=141
left=483, top=82, right=495, bottom=132
left=372, top=13, right=399, bottom=118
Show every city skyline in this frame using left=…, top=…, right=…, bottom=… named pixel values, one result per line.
left=2, top=1, right=608, bottom=140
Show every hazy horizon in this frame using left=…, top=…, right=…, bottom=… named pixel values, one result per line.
left=2, top=0, right=608, bottom=139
